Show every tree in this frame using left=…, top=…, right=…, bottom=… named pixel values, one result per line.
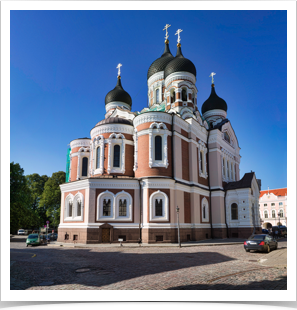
left=26, top=173, right=49, bottom=226
left=39, top=171, right=66, bottom=228
left=10, top=162, right=37, bottom=233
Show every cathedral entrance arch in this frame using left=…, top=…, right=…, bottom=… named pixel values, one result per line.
left=99, top=223, right=113, bottom=243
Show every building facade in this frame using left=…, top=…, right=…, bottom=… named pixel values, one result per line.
left=58, top=30, right=261, bottom=244
left=259, top=188, right=287, bottom=228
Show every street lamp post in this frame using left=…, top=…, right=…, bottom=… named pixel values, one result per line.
left=176, top=206, right=181, bottom=248
left=278, top=212, right=281, bottom=229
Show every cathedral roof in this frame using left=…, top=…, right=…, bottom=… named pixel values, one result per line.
left=224, top=172, right=256, bottom=191
left=95, top=117, right=133, bottom=127
left=105, top=77, right=132, bottom=107
left=164, top=45, right=196, bottom=80
left=147, top=41, right=174, bottom=80
left=201, top=84, right=227, bottom=115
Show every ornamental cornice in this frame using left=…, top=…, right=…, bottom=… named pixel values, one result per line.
left=173, top=116, right=189, bottom=132
left=70, top=139, right=91, bottom=149
left=105, top=102, right=131, bottom=111
left=147, top=72, right=164, bottom=87
left=133, top=112, right=172, bottom=128
left=203, top=109, right=227, bottom=120
left=165, top=71, right=196, bottom=88
left=90, top=124, right=134, bottom=138
left=221, top=147, right=235, bottom=159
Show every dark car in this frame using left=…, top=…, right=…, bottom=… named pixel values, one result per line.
left=262, top=229, right=269, bottom=234
left=244, top=234, right=277, bottom=253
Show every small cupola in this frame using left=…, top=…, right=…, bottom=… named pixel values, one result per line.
left=201, top=73, right=227, bottom=125
left=105, top=64, right=132, bottom=115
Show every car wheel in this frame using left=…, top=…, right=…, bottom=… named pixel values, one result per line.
left=266, top=245, right=270, bottom=253
left=245, top=249, right=250, bottom=252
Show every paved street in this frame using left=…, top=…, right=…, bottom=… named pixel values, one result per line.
left=10, top=236, right=287, bottom=290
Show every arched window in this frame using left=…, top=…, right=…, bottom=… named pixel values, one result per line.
left=155, top=199, right=163, bottom=216
left=155, top=136, right=162, bottom=161
left=156, top=88, right=160, bottom=104
left=272, top=210, right=275, bottom=218
left=227, top=161, right=229, bottom=178
left=77, top=200, right=81, bottom=217
left=119, top=199, right=127, bottom=216
left=264, top=210, right=268, bottom=218
left=223, top=158, right=225, bottom=176
left=201, top=197, right=209, bottom=222
left=96, top=147, right=100, bottom=169
left=69, top=201, right=73, bottom=217
left=279, top=209, right=283, bottom=217
left=171, top=90, right=176, bottom=103
left=231, top=203, right=238, bottom=220
left=203, top=205, right=206, bottom=219
left=113, top=145, right=120, bottom=167
left=192, top=93, right=195, bottom=104
left=103, top=199, right=111, bottom=216
left=199, top=151, right=203, bottom=172
left=182, top=88, right=187, bottom=101
left=82, top=157, right=88, bottom=177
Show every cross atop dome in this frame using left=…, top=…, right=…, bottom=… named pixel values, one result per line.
left=116, top=63, right=122, bottom=77
left=163, top=24, right=171, bottom=41
left=209, top=72, right=216, bottom=84
left=175, top=29, right=183, bottom=44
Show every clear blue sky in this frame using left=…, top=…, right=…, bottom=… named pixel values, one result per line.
left=10, top=10, right=287, bottom=190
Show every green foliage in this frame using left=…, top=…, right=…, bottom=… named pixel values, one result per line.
left=10, top=162, right=39, bottom=233
left=40, top=171, right=66, bottom=228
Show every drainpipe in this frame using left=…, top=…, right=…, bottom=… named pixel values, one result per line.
left=206, top=129, right=213, bottom=239
left=138, top=179, right=142, bottom=243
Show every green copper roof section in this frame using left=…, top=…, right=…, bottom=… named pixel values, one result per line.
left=140, top=102, right=166, bottom=114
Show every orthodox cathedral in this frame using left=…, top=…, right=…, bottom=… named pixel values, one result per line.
left=58, top=26, right=261, bottom=244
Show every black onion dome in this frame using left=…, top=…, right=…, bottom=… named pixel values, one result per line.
left=164, top=45, right=196, bottom=80
left=201, top=84, right=227, bottom=114
left=105, top=77, right=132, bottom=106
left=95, top=117, right=133, bottom=127
left=147, top=41, right=174, bottom=80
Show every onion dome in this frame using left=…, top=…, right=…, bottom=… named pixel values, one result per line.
left=147, top=40, right=174, bottom=80
left=201, top=84, right=227, bottom=114
left=95, top=117, right=133, bottom=127
left=164, top=44, right=196, bottom=80
left=105, top=76, right=132, bottom=107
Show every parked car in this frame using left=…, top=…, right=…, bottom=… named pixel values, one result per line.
left=262, top=229, right=269, bottom=234
left=26, top=234, right=41, bottom=247
left=278, top=226, right=287, bottom=237
left=17, top=229, right=25, bottom=235
left=244, top=234, right=277, bottom=253
left=51, top=233, right=58, bottom=241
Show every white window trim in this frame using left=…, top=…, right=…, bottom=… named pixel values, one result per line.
left=92, top=135, right=105, bottom=175
left=230, top=203, right=239, bottom=222
left=264, top=210, right=269, bottom=219
left=149, top=123, right=169, bottom=169
left=107, top=133, right=126, bottom=174
left=97, top=190, right=132, bottom=221
left=76, top=147, right=90, bottom=180
left=149, top=190, right=169, bottom=222
left=64, top=192, right=84, bottom=222
left=201, top=197, right=209, bottom=222
left=271, top=209, right=276, bottom=218
left=198, top=140, right=208, bottom=178
left=133, top=129, right=138, bottom=172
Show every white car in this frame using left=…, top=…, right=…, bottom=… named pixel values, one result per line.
left=17, top=229, right=25, bottom=235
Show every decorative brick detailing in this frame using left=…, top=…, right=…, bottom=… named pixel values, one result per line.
left=181, top=129, right=188, bottom=138
left=136, top=122, right=172, bottom=132
left=70, top=156, right=78, bottom=182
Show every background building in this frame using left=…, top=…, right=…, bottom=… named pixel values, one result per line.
left=259, top=188, right=287, bottom=228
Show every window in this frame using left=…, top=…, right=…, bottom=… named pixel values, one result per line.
left=156, top=88, right=160, bottom=104
left=264, top=210, right=268, bottom=218
left=231, top=164, right=233, bottom=180
left=203, top=206, right=206, bottom=219
left=69, top=201, right=73, bottom=217
left=170, top=89, right=176, bottom=104
left=231, top=203, right=238, bottom=220
left=272, top=210, right=275, bottom=218
left=201, top=197, right=209, bottom=222
left=223, top=158, right=225, bottom=176
left=279, top=202, right=283, bottom=206
left=119, top=199, right=127, bottom=216
left=264, top=204, right=267, bottom=207
left=199, top=151, right=203, bottom=172
left=227, top=161, right=229, bottom=178
left=182, top=88, right=187, bottom=101
left=113, top=145, right=120, bottom=167
left=224, top=132, right=230, bottom=143
left=82, top=157, right=88, bottom=177
left=192, top=93, right=195, bottom=104
left=155, top=136, right=162, bottom=161
left=103, top=199, right=111, bottom=216
left=96, top=147, right=100, bottom=169
left=155, top=199, right=163, bottom=216
left=279, top=210, right=284, bottom=217
left=77, top=201, right=81, bottom=217
left=271, top=203, right=275, bottom=206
